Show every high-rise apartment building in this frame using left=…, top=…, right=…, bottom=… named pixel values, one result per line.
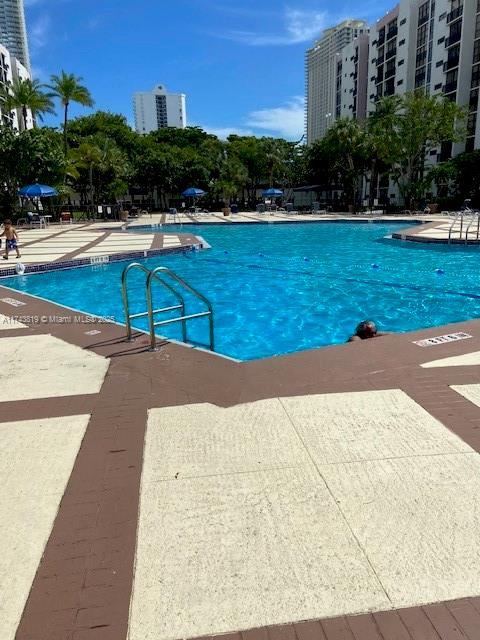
left=367, top=0, right=480, bottom=157
left=307, top=1, right=480, bottom=156
left=306, top=20, right=369, bottom=143
left=0, top=41, right=32, bottom=130
left=0, top=0, right=30, bottom=70
left=338, top=33, right=370, bottom=122
left=133, top=85, right=187, bottom=134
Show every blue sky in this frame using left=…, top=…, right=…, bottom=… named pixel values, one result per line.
left=25, top=0, right=392, bottom=139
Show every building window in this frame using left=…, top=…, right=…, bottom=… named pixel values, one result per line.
left=417, top=24, right=428, bottom=47
left=474, top=41, right=480, bottom=66
left=472, top=63, right=480, bottom=88
left=418, top=2, right=429, bottom=25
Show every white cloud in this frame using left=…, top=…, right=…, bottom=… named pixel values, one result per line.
left=201, top=125, right=256, bottom=139
left=30, top=15, right=51, bottom=52
left=246, top=96, right=305, bottom=139
left=199, top=96, right=306, bottom=141
left=224, top=8, right=330, bottom=46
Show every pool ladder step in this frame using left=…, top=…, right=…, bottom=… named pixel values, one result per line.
left=121, top=263, right=215, bottom=352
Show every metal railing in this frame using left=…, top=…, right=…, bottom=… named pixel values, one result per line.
left=448, top=211, right=463, bottom=244
left=448, top=207, right=479, bottom=245
left=121, top=263, right=215, bottom=352
left=464, top=211, right=480, bottom=245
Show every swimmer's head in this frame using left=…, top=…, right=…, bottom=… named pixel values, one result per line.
left=355, top=320, right=377, bottom=339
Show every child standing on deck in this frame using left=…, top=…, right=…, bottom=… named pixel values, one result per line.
left=1, top=219, right=21, bottom=260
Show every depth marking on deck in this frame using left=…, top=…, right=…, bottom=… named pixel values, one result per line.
left=0, top=298, right=26, bottom=307
left=414, top=332, right=473, bottom=347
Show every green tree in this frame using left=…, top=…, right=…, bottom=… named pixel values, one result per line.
left=213, top=154, right=248, bottom=205
left=49, top=71, right=94, bottom=155
left=0, top=126, right=65, bottom=212
left=67, top=111, right=138, bottom=156
left=228, top=136, right=268, bottom=205
left=69, top=141, right=102, bottom=207
left=367, top=95, right=402, bottom=207
left=319, top=118, right=369, bottom=210
left=0, top=78, right=55, bottom=130
left=371, top=92, right=467, bottom=208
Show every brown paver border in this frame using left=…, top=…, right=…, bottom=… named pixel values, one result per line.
left=3, top=286, right=480, bottom=639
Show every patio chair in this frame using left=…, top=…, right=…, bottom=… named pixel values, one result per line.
left=17, top=212, right=47, bottom=229
left=168, top=207, right=179, bottom=223
left=60, top=212, right=73, bottom=225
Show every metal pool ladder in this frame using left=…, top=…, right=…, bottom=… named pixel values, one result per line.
left=121, top=263, right=215, bottom=352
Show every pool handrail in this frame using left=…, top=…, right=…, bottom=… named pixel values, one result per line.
left=121, top=262, right=215, bottom=352
left=448, top=210, right=465, bottom=244
left=464, top=209, right=480, bottom=245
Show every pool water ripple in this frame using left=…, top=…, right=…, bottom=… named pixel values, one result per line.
left=4, top=222, right=480, bottom=360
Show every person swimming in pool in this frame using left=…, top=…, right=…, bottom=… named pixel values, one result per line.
left=348, top=320, right=389, bottom=342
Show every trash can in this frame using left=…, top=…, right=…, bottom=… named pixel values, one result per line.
left=231, top=204, right=239, bottom=214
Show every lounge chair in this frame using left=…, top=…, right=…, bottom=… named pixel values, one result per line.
left=17, top=212, right=47, bottom=228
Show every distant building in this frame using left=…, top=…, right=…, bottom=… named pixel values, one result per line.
left=306, top=19, right=369, bottom=143
left=338, top=33, right=370, bottom=122
left=0, top=41, right=32, bottom=130
left=133, top=85, right=187, bottom=134
left=0, top=0, right=30, bottom=71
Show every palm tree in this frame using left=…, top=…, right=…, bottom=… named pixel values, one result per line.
left=70, top=141, right=102, bottom=208
left=0, top=78, right=55, bottom=130
left=49, top=71, right=94, bottom=155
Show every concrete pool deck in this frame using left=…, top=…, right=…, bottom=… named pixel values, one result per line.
left=3, top=284, right=480, bottom=640
left=392, top=219, right=480, bottom=244
left=0, top=225, right=200, bottom=276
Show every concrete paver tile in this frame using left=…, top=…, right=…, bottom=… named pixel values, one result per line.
left=0, top=415, right=89, bottom=640
left=281, top=390, right=470, bottom=464
left=319, top=453, right=480, bottom=608
left=129, top=466, right=389, bottom=640
left=1, top=334, right=109, bottom=401
left=451, top=384, right=480, bottom=408
left=145, top=400, right=308, bottom=480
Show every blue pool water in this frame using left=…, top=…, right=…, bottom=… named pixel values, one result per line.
left=4, top=222, right=480, bottom=360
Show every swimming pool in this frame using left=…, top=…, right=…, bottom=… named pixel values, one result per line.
left=4, top=222, right=480, bottom=360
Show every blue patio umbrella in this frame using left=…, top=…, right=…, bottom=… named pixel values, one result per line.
left=19, top=183, right=58, bottom=198
left=262, top=188, right=283, bottom=198
left=182, top=187, right=206, bottom=198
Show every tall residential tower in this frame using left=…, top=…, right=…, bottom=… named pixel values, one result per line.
left=0, top=0, right=30, bottom=70
left=133, top=85, right=187, bottom=134
left=306, top=19, right=369, bottom=144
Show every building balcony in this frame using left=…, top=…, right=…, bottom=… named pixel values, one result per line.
left=386, top=26, right=398, bottom=41
left=377, top=34, right=385, bottom=46
left=443, top=81, right=458, bottom=94
left=443, top=57, right=460, bottom=71
left=446, top=5, right=463, bottom=24
left=445, top=31, right=462, bottom=48
left=385, top=48, right=397, bottom=60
